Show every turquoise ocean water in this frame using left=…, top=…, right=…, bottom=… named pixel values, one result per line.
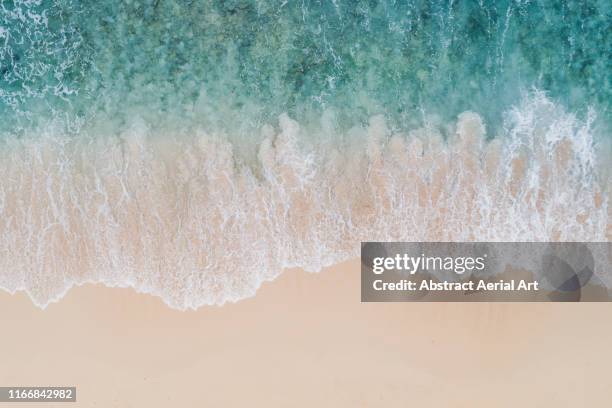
left=2, top=0, right=611, bottom=135
left=0, top=0, right=610, bottom=308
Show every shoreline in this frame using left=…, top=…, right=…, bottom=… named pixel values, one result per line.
left=0, top=94, right=609, bottom=308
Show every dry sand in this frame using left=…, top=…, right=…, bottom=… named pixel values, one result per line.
left=1, top=258, right=612, bottom=407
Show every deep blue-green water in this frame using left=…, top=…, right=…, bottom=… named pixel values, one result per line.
left=0, top=0, right=610, bottom=308
left=1, top=0, right=610, bottom=135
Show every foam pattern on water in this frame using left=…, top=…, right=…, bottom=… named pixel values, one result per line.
left=1, top=1, right=610, bottom=308
left=0, top=93, right=608, bottom=309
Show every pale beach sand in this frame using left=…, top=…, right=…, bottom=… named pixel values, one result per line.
left=1, top=258, right=612, bottom=407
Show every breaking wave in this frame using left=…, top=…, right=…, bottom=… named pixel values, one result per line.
left=0, top=93, right=608, bottom=309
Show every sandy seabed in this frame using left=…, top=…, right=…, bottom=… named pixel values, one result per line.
left=1, top=258, right=612, bottom=407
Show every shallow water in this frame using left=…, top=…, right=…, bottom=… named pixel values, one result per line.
left=0, top=0, right=610, bottom=308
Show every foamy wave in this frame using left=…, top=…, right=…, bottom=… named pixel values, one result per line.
left=0, top=93, right=609, bottom=309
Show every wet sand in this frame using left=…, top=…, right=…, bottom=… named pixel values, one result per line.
left=1, top=259, right=612, bottom=407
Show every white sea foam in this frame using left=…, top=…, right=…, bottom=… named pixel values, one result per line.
left=0, top=93, right=609, bottom=309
